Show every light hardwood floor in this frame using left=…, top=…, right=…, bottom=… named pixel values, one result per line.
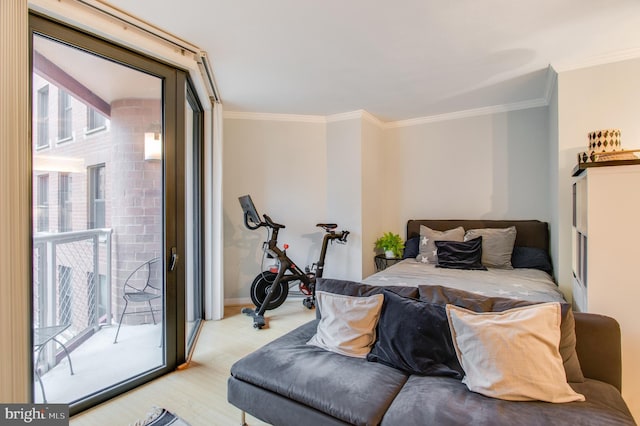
left=70, top=301, right=316, bottom=426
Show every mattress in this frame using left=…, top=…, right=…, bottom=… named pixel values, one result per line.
left=362, top=259, right=565, bottom=304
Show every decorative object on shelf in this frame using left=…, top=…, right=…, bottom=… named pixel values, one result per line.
left=577, top=128, right=638, bottom=165
left=578, top=149, right=640, bottom=165
left=588, top=129, right=621, bottom=153
left=374, top=232, right=404, bottom=259
left=575, top=129, right=640, bottom=174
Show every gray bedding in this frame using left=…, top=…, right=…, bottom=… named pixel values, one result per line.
left=363, top=259, right=565, bottom=304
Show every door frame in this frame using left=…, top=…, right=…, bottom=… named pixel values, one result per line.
left=29, top=12, right=187, bottom=414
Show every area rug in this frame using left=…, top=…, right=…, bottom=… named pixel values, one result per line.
left=131, top=407, right=191, bottom=426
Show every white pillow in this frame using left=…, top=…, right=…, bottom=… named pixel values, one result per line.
left=446, top=302, right=585, bottom=403
left=307, top=291, right=384, bottom=358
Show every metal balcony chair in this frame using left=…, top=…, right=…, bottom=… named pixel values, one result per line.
left=114, top=257, right=162, bottom=343
left=33, top=323, right=74, bottom=402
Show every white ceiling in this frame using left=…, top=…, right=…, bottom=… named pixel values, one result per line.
left=106, top=0, right=640, bottom=122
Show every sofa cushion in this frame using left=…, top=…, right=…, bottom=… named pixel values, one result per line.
left=446, top=303, right=584, bottom=403
left=419, top=285, right=584, bottom=383
left=307, top=291, right=383, bottom=358
left=381, top=376, right=635, bottom=426
left=230, top=320, right=409, bottom=426
left=367, top=290, right=462, bottom=378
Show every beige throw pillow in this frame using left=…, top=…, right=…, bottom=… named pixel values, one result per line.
left=446, top=302, right=585, bottom=403
left=307, top=291, right=384, bottom=358
left=464, top=226, right=516, bottom=269
left=416, top=225, right=465, bottom=264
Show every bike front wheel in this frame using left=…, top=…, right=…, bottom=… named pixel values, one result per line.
left=250, top=272, right=289, bottom=311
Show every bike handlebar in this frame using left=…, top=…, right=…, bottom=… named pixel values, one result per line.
left=243, top=212, right=262, bottom=230
left=243, top=210, right=347, bottom=244
left=326, top=230, right=349, bottom=244
left=242, top=212, right=285, bottom=231
left=263, top=214, right=285, bottom=230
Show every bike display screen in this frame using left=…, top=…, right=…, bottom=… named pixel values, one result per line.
left=239, top=194, right=261, bottom=224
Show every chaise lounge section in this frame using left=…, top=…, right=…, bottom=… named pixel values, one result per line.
left=228, top=281, right=635, bottom=425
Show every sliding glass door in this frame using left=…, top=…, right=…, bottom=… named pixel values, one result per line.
left=185, top=81, right=204, bottom=355
left=30, top=14, right=192, bottom=414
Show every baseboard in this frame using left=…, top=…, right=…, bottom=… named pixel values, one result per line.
left=224, top=297, right=252, bottom=306
left=224, top=294, right=307, bottom=307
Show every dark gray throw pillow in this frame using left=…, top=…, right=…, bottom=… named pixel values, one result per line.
left=366, top=289, right=463, bottom=378
left=435, top=237, right=487, bottom=270
left=402, top=236, right=420, bottom=259
left=511, top=246, right=553, bottom=275
left=418, top=285, right=585, bottom=383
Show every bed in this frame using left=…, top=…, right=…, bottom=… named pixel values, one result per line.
left=363, top=219, right=566, bottom=304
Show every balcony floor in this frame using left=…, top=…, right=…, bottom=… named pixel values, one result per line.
left=36, top=323, right=163, bottom=404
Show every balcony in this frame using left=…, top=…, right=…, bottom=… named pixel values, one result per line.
left=33, top=229, right=164, bottom=403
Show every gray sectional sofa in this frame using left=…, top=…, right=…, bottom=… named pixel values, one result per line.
left=227, top=279, right=636, bottom=425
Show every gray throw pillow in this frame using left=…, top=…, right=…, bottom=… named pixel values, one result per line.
left=416, top=225, right=465, bottom=264
left=464, top=226, right=516, bottom=269
left=419, top=285, right=585, bottom=383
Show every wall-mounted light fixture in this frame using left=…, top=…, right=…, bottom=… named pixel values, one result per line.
left=144, top=123, right=162, bottom=161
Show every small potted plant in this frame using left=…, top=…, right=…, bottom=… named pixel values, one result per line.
left=374, top=232, right=404, bottom=259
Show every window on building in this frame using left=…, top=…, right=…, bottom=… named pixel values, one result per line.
left=37, top=174, right=49, bottom=232
left=88, top=164, right=105, bottom=229
left=59, top=265, right=72, bottom=325
left=37, top=85, right=49, bottom=149
left=58, top=173, right=72, bottom=232
left=84, top=272, right=107, bottom=327
left=58, top=90, right=72, bottom=141
left=86, top=108, right=106, bottom=133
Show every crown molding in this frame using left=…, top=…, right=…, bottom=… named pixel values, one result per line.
left=552, top=47, right=640, bottom=73
left=326, top=109, right=385, bottom=128
left=384, top=98, right=549, bottom=129
left=223, top=111, right=326, bottom=123
left=326, top=110, right=363, bottom=122
left=543, top=65, right=557, bottom=105
left=225, top=97, right=553, bottom=129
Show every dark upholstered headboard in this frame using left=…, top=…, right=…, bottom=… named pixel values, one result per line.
left=406, top=220, right=549, bottom=253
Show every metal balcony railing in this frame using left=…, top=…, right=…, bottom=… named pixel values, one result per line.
left=33, top=228, right=113, bottom=372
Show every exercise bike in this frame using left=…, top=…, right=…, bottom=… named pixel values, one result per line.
left=239, top=195, right=349, bottom=329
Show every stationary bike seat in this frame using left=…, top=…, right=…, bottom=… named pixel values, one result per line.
left=316, top=223, right=337, bottom=231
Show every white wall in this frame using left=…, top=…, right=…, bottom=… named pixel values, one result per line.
left=555, top=57, right=640, bottom=420
left=556, top=58, right=640, bottom=298
left=222, top=118, right=328, bottom=302
left=224, top=107, right=553, bottom=299
left=547, top=71, right=561, bottom=292
left=325, top=118, right=363, bottom=281
left=387, top=107, right=551, bottom=233
left=362, top=118, right=398, bottom=278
